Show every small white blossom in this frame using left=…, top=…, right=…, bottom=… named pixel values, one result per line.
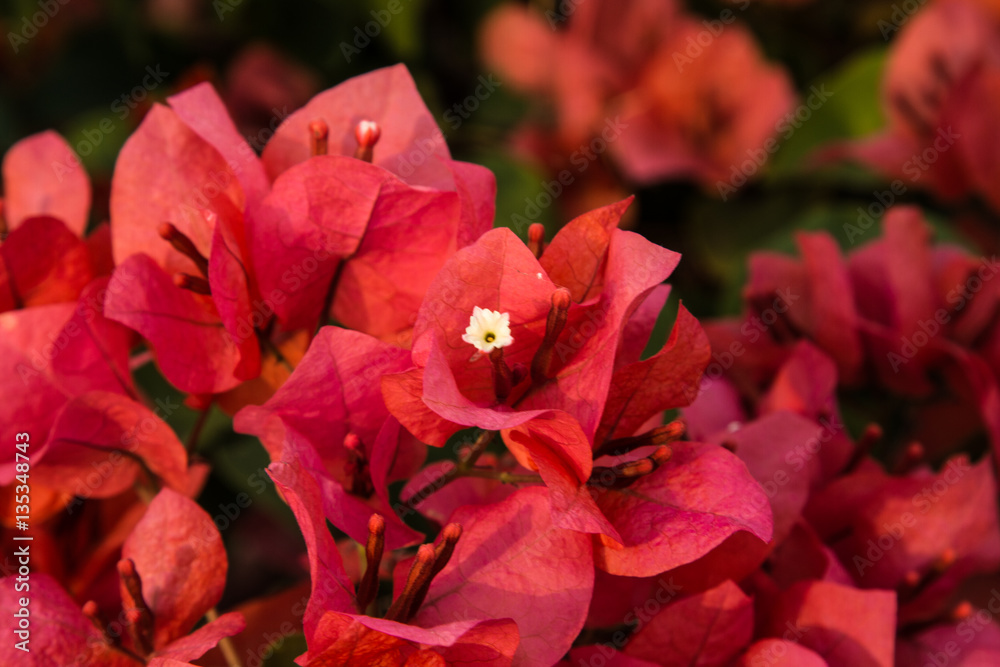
left=462, top=307, right=513, bottom=353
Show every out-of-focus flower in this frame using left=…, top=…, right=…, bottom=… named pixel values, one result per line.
left=480, top=0, right=796, bottom=191
left=827, top=0, right=1000, bottom=213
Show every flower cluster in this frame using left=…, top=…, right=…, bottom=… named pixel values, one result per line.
left=2, top=14, right=1000, bottom=662
left=0, top=63, right=776, bottom=666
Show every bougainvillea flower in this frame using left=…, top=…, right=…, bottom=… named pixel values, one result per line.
left=609, top=17, right=796, bottom=188
left=384, top=198, right=772, bottom=569
left=0, top=216, right=99, bottom=313
left=266, top=441, right=526, bottom=666
left=388, top=197, right=676, bottom=437
left=383, top=201, right=674, bottom=529
left=825, top=0, right=1000, bottom=210
left=0, top=279, right=135, bottom=486
left=1, top=130, right=91, bottom=237
left=107, top=65, right=493, bottom=399
left=739, top=207, right=1000, bottom=463
left=246, top=153, right=463, bottom=337
left=480, top=1, right=795, bottom=190
left=805, top=454, right=1000, bottom=626
left=407, top=487, right=594, bottom=667
left=235, top=327, right=424, bottom=548
left=0, top=490, right=243, bottom=666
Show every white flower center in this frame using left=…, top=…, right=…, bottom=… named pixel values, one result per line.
left=462, top=307, right=513, bottom=354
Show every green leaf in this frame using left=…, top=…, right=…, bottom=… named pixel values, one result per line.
left=767, top=47, right=889, bottom=179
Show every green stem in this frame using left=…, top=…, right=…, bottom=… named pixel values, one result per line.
left=404, top=430, right=495, bottom=507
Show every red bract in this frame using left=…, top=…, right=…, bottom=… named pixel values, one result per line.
left=0, top=279, right=136, bottom=488
left=0, top=574, right=136, bottom=666
left=306, top=614, right=518, bottom=666
left=0, top=216, right=97, bottom=312
left=410, top=487, right=594, bottom=667
left=623, top=579, right=753, bottom=665
left=247, top=154, right=461, bottom=336
left=764, top=580, right=897, bottom=667
left=235, top=327, right=423, bottom=548
left=121, top=488, right=239, bottom=651
left=31, top=390, right=188, bottom=498
left=1, top=130, right=91, bottom=237
left=591, top=442, right=773, bottom=577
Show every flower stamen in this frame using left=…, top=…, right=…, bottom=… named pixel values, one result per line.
left=354, top=120, right=381, bottom=162
left=462, top=307, right=513, bottom=354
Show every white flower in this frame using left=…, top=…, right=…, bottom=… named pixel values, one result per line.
left=462, top=307, right=513, bottom=354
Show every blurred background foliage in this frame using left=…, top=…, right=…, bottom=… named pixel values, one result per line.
left=3, top=0, right=989, bottom=316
